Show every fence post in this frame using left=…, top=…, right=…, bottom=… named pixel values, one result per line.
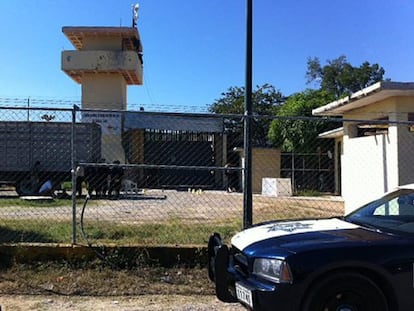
left=71, top=105, right=79, bottom=244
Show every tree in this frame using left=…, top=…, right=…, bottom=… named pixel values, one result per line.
left=209, top=84, right=284, bottom=147
left=268, top=89, right=336, bottom=152
left=209, top=83, right=283, bottom=115
left=306, top=55, right=385, bottom=98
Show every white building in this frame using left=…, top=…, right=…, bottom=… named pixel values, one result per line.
left=313, top=81, right=414, bottom=213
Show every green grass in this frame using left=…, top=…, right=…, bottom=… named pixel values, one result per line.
left=81, top=220, right=241, bottom=245
left=0, top=218, right=241, bottom=245
left=0, top=219, right=72, bottom=243
left=0, top=198, right=89, bottom=208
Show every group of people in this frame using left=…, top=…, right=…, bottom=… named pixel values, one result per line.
left=77, top=160, right=124, bottom=199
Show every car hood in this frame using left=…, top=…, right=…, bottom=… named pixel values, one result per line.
left=231, top=218, right=390, bottom=253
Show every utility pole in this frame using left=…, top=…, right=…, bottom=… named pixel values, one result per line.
left=243, top=0, right=253, bottom=229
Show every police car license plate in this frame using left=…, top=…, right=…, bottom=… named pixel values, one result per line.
left=235, top=282, right=253, bottom=308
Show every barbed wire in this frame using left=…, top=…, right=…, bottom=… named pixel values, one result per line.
left=0, top=96, right=211, bottom=113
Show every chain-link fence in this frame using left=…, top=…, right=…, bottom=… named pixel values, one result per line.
left=4, top=105, right=412, bottom=248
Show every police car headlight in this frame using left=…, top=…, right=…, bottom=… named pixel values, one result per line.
left=253, top=258, right=292, bottom=283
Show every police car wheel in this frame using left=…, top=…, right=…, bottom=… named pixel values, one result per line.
left=207, top=233, right=222, bottom=282
left=302, top=272, right=388, bottom=311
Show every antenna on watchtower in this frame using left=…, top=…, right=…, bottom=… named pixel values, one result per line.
left=132, top=3, right=139, bottom=28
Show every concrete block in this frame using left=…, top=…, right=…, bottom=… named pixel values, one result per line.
left=262, top=178, right=292, bottom=197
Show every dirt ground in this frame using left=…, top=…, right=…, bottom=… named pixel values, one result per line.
left=0, top=295, right=245, bottom=311
left=0, top=189, right=344, bottom=225
left=0, top=264, right=245, bottom=311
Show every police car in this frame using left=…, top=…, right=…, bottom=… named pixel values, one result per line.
left=208, top=184, right=414, bottom=311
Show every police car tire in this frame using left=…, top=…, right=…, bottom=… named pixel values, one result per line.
left=207, top=233, right=222, bottom=282
left=302, top=272, right=388, bottom=311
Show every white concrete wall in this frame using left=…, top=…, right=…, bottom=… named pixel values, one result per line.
left=81, top=74, right=127, bottom=163
left=341, top=99, right=396, bottom=213
left=342, top=132, right=398, bottom=213
left=81, top=74, right=127, bottom=110
left=340, top=96, right=414, bottom=213
left=342, top=120, right=400, bottom=214
left=316, top=89, right=414, bottom=214
left=62, top=50, right=141, bottom=73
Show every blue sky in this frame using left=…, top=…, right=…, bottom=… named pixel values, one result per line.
left=0, top=0, right=413, bottom=112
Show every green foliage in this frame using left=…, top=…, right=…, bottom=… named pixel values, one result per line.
left=209, top=83, right=283, bottom=115
left=268, top=89, right=336, bottom=152
left=306, top=55, right=385, bottom=98
left=208, top=84, right=285, bottom=147
left=208, top=86, right=245, bottom=115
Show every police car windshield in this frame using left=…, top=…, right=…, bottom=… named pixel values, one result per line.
left=345, top=189, right=414, bottom=234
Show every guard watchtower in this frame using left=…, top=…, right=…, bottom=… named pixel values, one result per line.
left=61, top=25, right=143, bottom=162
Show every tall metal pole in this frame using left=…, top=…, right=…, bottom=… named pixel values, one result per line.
left=71, top=105, right=78, bottom=244
left=243, top=0, right=253, bottom=229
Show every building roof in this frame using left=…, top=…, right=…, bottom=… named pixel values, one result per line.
left=312, top=81, right=414, bottom=116
left=62, top=26, right=142, bottom=52
left=318, top=127, right=344, bottom=139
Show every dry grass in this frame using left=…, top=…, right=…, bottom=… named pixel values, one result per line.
left=253, top=195, right=344, bottom=223
left=0, top=262, right=213, bottom=296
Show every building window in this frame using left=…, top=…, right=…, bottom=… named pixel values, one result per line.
left=356, top=117, right=389, bottom=137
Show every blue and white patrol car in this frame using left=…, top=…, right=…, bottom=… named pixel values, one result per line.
left=208, top=184, right=414, bottom=311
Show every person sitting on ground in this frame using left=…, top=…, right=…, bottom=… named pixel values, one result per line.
left=39, top=180, right=54, bottom=196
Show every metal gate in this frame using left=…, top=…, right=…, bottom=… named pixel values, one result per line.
left=144, top=130, right=216, bottom=188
